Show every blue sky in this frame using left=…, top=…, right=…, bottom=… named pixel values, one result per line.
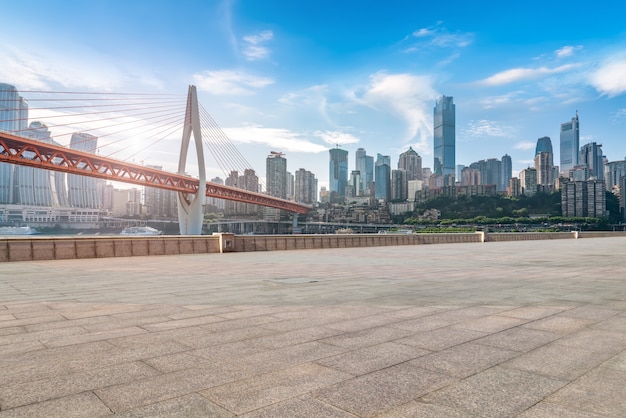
left=2, top=0, right=626, bottom=190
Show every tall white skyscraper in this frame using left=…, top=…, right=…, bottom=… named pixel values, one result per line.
left=68, top=133, right=101, bottom=208
left=560, top=113, right=580, bottom=175
left=0, top=83, right=28, bottom=204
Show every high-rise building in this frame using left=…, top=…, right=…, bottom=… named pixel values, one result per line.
left=68, top=133, right=100, bottom=208
left=295, top=168, right=317, bottom=204
left=469, top=158, right=502, bottom=192
left=398, top=147, right=422, bottom=180
left=0, top=83, right=28, bottom=204
left=456, top=164, right=465, bottom=184
left=535, top=136, right=553, bottom=156
left=534, top=152, right=554, bottom=187
left=561, top=179, right=605, bottom=218
left=144, top=165, right=178, bottom=219
left=433, top=95, right=455, bottom=176
left=605, top=159, right=626, bottom=191
left=374, top=154, right=391, bottom=201
left=349, top=170, right=361, bottom=197
left=266, top=153, right=287, bottom=220
left=329, top=147, right=348, bottom=202
left=391, top=169, right=408, bottom=201
left=355, top=148, right=367, bottom=194
left=501, top=154, right=512, bottom=192
left=266, top=153, right=286, bottom=198
left=519, top=167, right=537, bottom=196
left=13, top=121, right=58, bottom=206
left=560, top=113, right=580, bottom=175
left=579, top=142, right=604, bottom=181
left=365, top=155, right=374, bottom=193
left=461, top=167, right=481, bottom=186
left=206, top=176, right=225, bottom=210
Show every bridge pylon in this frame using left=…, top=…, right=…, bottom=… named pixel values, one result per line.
left=177, top=85, right=206, bottom=235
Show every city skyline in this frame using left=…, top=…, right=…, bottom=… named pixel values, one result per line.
left=2, top=1, right=626, bottom=190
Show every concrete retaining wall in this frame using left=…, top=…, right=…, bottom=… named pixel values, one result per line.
left=2, top=231, right=625, bottom=262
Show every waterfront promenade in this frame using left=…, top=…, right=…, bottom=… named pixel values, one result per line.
left=0, top=237, right=625, bottom=417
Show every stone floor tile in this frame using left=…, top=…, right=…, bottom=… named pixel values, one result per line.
left=396, top=326, right=488, bottom=351
left=95, top=363, right=248, bottom=413
left=40, top=326, right=148, bottom=348
left=378, top=400, right=468, bottom=418
left=191, top=340, right=269, bottom=363
left=315, top=341, right=430, bottom=376
left=200, top=363, right=352, bottom=415
left=503, top=341, right=621, bottom=380
left=452, top=315, right=528, bottom=333
left=239, top=395, right=356, bottom=418
left=523, top=315, right=597, bottom=334
left=252, top=326, right=343, bottom=349
left=409, top=342, right=519, bottom=378
left=545, top=367, right=626, bottom=416
left=423, top=366, right=567, bottom=417
left=473, top=326, right=562, bottom=352
left=0, top=340, right=44, bottom=357
left=0, top=392, right=111, bottom=418
left=105, top=393, right=233, bottom=418
left=313, top=363, right=453, bottom=417
left=518, top=401, right=606, bottom=417
left=0, top=361, right=159, bottom=409
left=319, top=326, right=413, bottom=350
left=496, top=306, right=569, bottom=320
left=235, top=341, right=347, bottom=374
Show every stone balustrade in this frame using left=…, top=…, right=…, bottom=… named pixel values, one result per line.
left=2, top=231, right=625, bottom=262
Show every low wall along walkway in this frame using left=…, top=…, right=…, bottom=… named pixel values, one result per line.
left=1, top=231, right=625, bottom=262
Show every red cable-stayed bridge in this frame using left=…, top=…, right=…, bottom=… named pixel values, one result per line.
left=0, top=85, right=309, bottom=234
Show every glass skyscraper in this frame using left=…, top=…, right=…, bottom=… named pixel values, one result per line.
left=0, top=83, right=28, bottom=204
left=329, top=147, right=348, bottom=201
left=68, top=133, right=101, bottom=208
left=535, top=136, right=553, bottom=156
left=374, top=153, right=391, bottom=201
left=560, top=113, right=579, bottom=175
left=501, top=154, right=512, bottom=191
left=579, top=142, right=604, bottom=181
left=433, top=95, right=455, bottom=177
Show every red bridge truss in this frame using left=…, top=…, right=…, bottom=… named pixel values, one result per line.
left=0, top=131, right=309, bottom=215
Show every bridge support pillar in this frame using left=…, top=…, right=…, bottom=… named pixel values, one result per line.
left=177, top=85, right=206, bottom=235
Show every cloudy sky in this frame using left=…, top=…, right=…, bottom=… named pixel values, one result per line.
left=2, top=0, right=626, bottom=189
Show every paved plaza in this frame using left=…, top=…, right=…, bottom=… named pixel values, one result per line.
left=0, top=237, right=625, bottom=417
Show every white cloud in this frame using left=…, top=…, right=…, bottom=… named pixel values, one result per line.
left=223, top=124, right=327, bottom=153
left=0, top=43, right=131, bottom=91
left=514, top=142, right=536, bottom=151
left=409, top=23, right=473, bottom=49
left=589, top=56, right=626, bottom=97
left=463, top=120, right=516, bottom=138
left=555, top=45, right=583, bottom=58
left=478, top=64, right=579, bottom=86
left=354, top=72, right=438, bottom=155
left=314, top=130, right=360, bottom=146
left=614, top=108, right=626, bottom=119
left=242, top=30, right=273, bottom=61
left=193, top=70, right=274, bottom=95
left=278, top=84, right=328, bottom=105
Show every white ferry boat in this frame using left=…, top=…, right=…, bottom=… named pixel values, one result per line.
left=0, top=226, right=38, bottom=235
left=120, top=226, right=162, bottom=236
